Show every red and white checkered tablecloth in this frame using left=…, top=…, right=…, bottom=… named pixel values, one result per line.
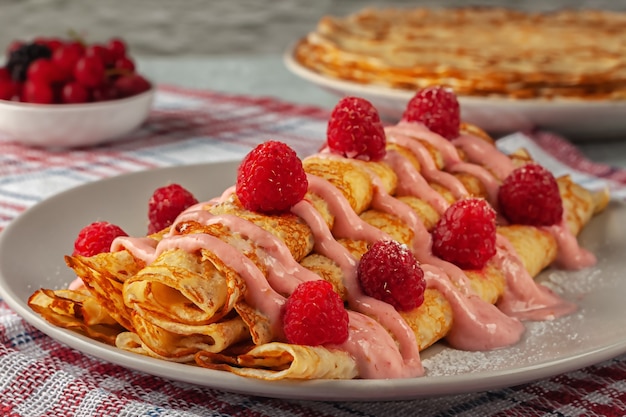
left=1, top=85, right=626, bottom=417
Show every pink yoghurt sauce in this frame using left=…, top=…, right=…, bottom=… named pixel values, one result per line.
left=451, top=131, right=596, bottom=271
left=305, top=174, right=391, bottom=243
left=386, top=122, right=500, bottom=205
left=305, top=169, right=525, bottom=351
left=543, top=219, right=597, bottom=270
left=68, top=277, right=85, bottom=290
left=389, top=120, right=597, bottom=270
left=385, top=131, right=469, bottom=200
left=307, top=118, right=595, bottom=334
left=383, top=149, right=450, bottom=215
left=292, top=199, right=424, bottom=378
left=422, top=265, right=525, bottom=350
left=117, top=200, right=419, bottom=379
left=452, top=133, right=516, bottom=180
left=494, top=235, right=577, bottom=320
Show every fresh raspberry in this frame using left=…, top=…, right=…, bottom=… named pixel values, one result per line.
left=73, top=221, right=128, bottom=257
left=498, top=163, right=563, bottom=226
left=148, top=183, right=199, bottom=234
left=432, top=198, right=497, bottom=269
left=282, top=280, right=349, bottom=346
left=402, top=86, right=461, bottom=140
left=236, top=140, right=308, bottom=214
left=326, top=96, right=386, bottom=161
left=357, top=240, right=426, bottom=311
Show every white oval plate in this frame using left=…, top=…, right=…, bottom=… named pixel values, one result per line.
left=284, top=48, right=626, bottom=141
left=0, top=162, right=625, bottom=401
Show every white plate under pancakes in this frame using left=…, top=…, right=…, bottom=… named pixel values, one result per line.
left=0, top=161, right=625, bottom=401
left=284, top=49, right=626, bottom=141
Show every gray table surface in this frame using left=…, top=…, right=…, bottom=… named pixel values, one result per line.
left=137, top=54, right=626, bottom=169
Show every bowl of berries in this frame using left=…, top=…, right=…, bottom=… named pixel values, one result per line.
left=0, top=36, right=154, bottom=148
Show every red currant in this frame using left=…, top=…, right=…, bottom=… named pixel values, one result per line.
left=5, top=35, right=147, bottom=104
left=114, top=74, right=151, bottom=97
left=52, top=43, right=84, bottom=79
left=0, top=79, right=16, bottom=100
left=107, top=38, right=127, bottom=60
left=91, top=82, right=119, bottom=101
left=115, top=57, right=135, bottom=73
left=61, top=81, right=89, bottom=104
left=85, top=44, right=115, bottom=67
left=45, top=38, right=63, bottom=52
left=65, top=40, right=85, bottom=55
left=73, top=55, right=105, bottom=88
left=22, top=80, right=54, bottom=104
left=26, top=59, right=64, bottom=84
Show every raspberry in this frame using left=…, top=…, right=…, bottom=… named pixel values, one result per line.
left=402, top=86, right=461, bottom=140
left=282, top=280, right=349, bottom=346
left=498, top=163, right=563, bottom=226
left=357, top=240, right=426, bottom=311
left=432, top=198, right=496, bottom=269
left=327, top=96, right=386, bottom=161
left=236, top=141, right=308, bottom=214
left=148, top=183, right=199, bottom=234
left=73, top=221, right=128, bottom=257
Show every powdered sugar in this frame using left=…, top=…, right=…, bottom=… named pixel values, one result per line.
left=421, top=262, right=617, bottom=377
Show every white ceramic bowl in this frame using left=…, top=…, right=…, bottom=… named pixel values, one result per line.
left=0, top=86, right=155, bottom=147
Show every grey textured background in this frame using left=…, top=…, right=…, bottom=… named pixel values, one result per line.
left=1, top=0, right=625, bottom=57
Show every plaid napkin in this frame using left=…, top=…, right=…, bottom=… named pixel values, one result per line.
left=1, top=85, right=625, bottom=417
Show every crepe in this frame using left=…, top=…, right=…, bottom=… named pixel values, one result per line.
left=293, top=7, right=626, bottom=99
left=28, top=288, right=123, bottom=345
left=28, top=115, right=608, bottom=380
left=195, top=342, right=359, bottom=380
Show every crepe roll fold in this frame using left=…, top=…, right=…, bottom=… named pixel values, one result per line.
left=28, top=288, right=124, bottom=345
left=64, top=250, right=144, bottom=331
left=195, top=342, right=359, bottom=380
left=123, top=248, right=240, bottom=326
left=116, top=311, right=249, bottom=361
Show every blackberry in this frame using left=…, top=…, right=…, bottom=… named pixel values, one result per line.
left=6, top=42, right=52, bottom=82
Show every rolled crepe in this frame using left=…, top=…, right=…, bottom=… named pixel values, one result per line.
left=29, top=120, right=608, bottom=380
left=195, top=342, right=359, bottom=380
left=64, top=249, right=145, bottom=331
left=28, top=288, right=124, bottom=345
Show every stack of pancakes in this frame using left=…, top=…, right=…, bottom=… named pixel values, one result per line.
left=293, top=7, right=626, bottom=99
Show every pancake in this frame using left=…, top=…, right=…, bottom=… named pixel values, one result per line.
left=293, top=7, right=626, bottom=99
